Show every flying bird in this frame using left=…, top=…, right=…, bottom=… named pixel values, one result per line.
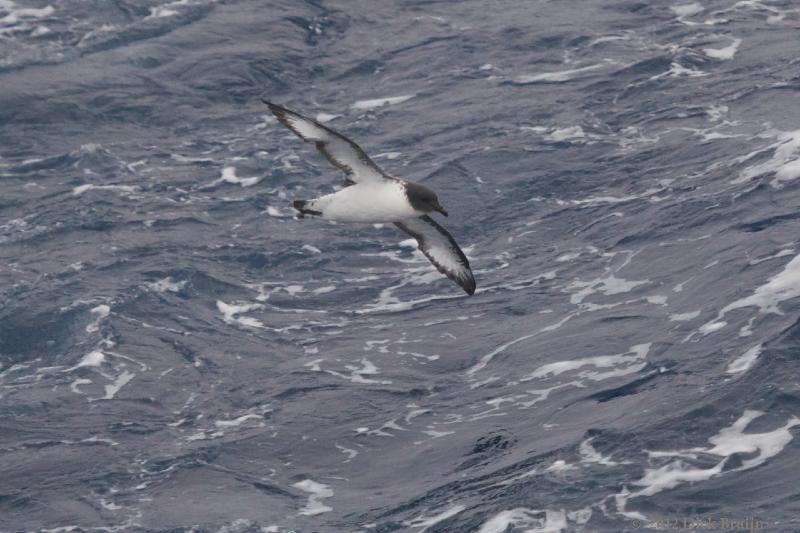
left=263, top=100, right=476, bottom=295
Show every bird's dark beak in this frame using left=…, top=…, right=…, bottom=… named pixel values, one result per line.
left=435, top=204, right=448, bottom=217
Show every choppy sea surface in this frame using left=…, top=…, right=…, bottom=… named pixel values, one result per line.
left=2, top=0, right=800, bottom=531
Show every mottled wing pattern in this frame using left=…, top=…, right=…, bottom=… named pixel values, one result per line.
left=395, top=215, right=476, bottom=295
left=264, top=100, right=392, bottom=185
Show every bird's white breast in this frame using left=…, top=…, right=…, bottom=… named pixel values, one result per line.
left=320, top=181, right=419, bottom=222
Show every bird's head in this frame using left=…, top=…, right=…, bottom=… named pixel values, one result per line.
left=405, top=182, right=448, bottom=217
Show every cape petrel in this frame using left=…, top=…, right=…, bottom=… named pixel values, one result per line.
left=263, top=100, right=476, bottom=295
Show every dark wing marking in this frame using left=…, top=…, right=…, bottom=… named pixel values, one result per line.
left=395, top=215, right=476, bottom=295
left=263, top=100, right=393, bottom=185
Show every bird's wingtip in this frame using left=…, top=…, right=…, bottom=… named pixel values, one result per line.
left=261, top=99, right=283, bottom=114
left=462, top=278, right=476, bottom=296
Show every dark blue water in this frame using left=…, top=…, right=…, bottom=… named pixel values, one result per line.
left=2, top=1, right=800, bottom=531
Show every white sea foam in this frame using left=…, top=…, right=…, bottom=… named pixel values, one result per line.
left=99, top=498, right=122, bottom=511
left=313, top=286, right=336, bottom=295
left=265, top=206, right=286, bottom=217
left=85, top=304, right=110, bottom=332
left=101, top=370, right=134, bottom=400
left=315, top=112, right=339, bottom=123
left=249, top=282, right=306, bottom=301
left=305, top=358, right=391, bottom=385
left=364, top=339, right=391, bottom=353
left=520, top=126, right=548, bottom=134
left=218, top=166, right=262, bottom=187
left=466, top=332, right=537, bottom=376
left=335, top=443, right=359, bottom=462
left=620, top=410, right=800, bottom=508
left=514, top=64, right=604, bottom=84
left=215, top=519, right=262, bottom=533
left=73, top=184, right=138, bottom=196
left=545, top=126, right=587, bottom=143
left=186, top=429, right=224, bottom=442
left=293, top=479, right=333, bottom=516
left=360, top=417, right=412, bottom=437
left=546, top=460, right=576, bottom=473
left=148, top=6, right=178, bottom=18
left=170, top=153, right=215, bottom=163
left=216, top=300, right=264, bottom=328
left=703, top=38, right=742, bottom=60
left=702, top=410, right=799, bottom=465
left=351, top=95, right=415, bottom=110
left=417, top=429, right=455, bottom=442
left=522, top=344, right=651, bottom=382
left=0, top=3, right=54, bottom=32
left=699, top=320, right=726, bottom=334
left=649, top=60, right=707, bottom=81
left=555, top=246, right=599, bottom=263
left=145, top=0, right=203, bottom=19
left=705, top=105, right=729, bottom=124
left=567, top=273, right=647, bottom=305
left=30, top=24, right=49, bottom=36
left=397, top=348, right=439, bottom=361
left=466, top=312, right=576, bottom=379
left=513, top=385, right=570, bottom=408
left=701, top=254, right=800, bottom=335
left=734, top=129, right=800, bottom=186
left=70, top=378, right=92, bottom=394
left=579, top=437, right=621, bottom=466
left=669, top=310, right=700, bottom=322
left=670, top=275, right=699, bottom=293
left=75, top=350, right=105, bottom=368
left=477, top=508, right=569, bottom=533
left=726, top=0, right=789, bottom=24
left=726, top=344, right=761, bottom=374
left=646, top=294, right=668, bottom=305
left=671, top=3, right=703, bottom=17
left=750, top=248, right=795, bottom=265
left=556, top=252, right=580, bottom=262
left=146, top=277, right=186, bottom=293
left=572, top=194, right=639, bottom=205
left=775, top=160, right=800, bottom=185
left=403, top=504, right=466, bottom=530
left=81, top=436, right=117, bottom=446
left=357, top=281, right=463, bottom=313
left=214, top=413, right=266, bottom=428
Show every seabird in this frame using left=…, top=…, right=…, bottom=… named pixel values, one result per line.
left=263, top=100, right=476, bottom=295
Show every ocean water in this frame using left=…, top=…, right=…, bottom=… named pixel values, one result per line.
left=2, top=0, right=800, bottom=531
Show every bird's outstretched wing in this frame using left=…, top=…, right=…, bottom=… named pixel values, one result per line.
left=395, top=215, right=476, bottom=295
left=263, top=100, right=393, bottom=186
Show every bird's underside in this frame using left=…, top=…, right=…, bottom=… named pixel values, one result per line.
left=264, top=100, right=476, bottom=295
